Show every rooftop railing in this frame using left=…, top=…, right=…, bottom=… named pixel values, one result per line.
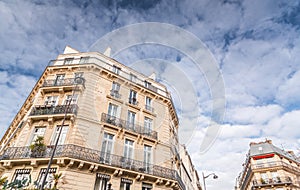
left=48, top=57, right=168, bottom=98
left=101, top=113, right=158, bottom=140
left=29, top=104, right=78, bottom=116
left=252, top=161, right=300, bottom=173
left=0, top=144, right=178, bottom=181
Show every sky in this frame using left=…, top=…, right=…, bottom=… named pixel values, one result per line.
left=1, top=0, right=300, bottom=189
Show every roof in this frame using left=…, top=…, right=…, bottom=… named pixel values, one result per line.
left=249, top=140, right=300, bottom=163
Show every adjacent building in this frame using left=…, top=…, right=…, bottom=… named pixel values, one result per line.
left=0, top=46, right=201, bottom=190
left=237, top=139, right=300, bottom=190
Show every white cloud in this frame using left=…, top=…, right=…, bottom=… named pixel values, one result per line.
left=226, top=105, right=283, bottom=124
left=264, top=110, right=300, bottom=138
left=276, top=70, right=300, bottom=106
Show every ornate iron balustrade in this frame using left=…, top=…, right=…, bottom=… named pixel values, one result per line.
left=175, top=171, right=186, bottom=190
left=43, top=78, right=76, bottom=87
left=110, top=90, right=121, bottom=99
left=49, top=57, right=168, bottom=97
left=101, top=113, right=158, bottom=140
left=252, top=176, right=292, bottom=187
left=1, top=144, right=177, bottom=181
left=29, top=104, right=78, bottom=116
left=252, top=161, right=300, bottom=173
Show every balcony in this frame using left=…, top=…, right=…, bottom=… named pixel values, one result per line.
left=0, top=144, right=177, bottom=181
left=252, top=176, right=292, bottom=188
left=49, top=57, right=169, bottom=98
left=30, top=104, right=78, bottom=116
left=252, top=161, right=300, bottom=174
left=101, top=113, right=158, bottom=140
left=43, top=78, right=75, bottom=87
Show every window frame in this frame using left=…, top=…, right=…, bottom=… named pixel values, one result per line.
left=54, top=74, right=65, bottom=85
left=129, top=90, right=137, bottom=105
left=51, top=125, right=69, bottom=145
left=29, top=126, right=46, bottom=145
left=124, top=139, right=134, bottom=159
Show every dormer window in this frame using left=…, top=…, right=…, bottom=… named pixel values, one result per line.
left=112, top=65, right=121, bottom=75
left=64, top=58, right=74, bottom=65
left=144, top=81, right=151, bottom=88
left=79, top=57, right=89, bottom=64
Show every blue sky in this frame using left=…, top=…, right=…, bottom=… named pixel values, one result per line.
left=1, top=0, right=300, bottom=189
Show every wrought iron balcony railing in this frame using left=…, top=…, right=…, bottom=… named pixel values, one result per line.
left=252, top=161, right=300, bottom=173
left=42, top=78, right=76, bottom=87
left=29, top=104, right=78, bottom=116
left=49, top=57, right=166, bottom=97
left=0, top=144, right=178, bottom=181
left=110, top=90, right=121, bottom=99
left=252, top=176, right=292, bottom=187
left=101, top=113, right=158, bottom=140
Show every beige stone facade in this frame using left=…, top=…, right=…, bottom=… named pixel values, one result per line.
left=237, top=140, right=300, bottom=190
left=0, top=46, right=201, bottom=190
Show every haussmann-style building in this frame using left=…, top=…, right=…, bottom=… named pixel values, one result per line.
left=0, top=46, right=202, bottom=190
left=236, top=139, right=300, bottom=190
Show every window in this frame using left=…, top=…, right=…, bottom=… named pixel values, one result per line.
left=108, top=103, right=118, bottom=117
left=112, top=65, right=121, bottom=75
left=94, top=173, right=110, bottom=190
left=79, top=57, right=89, bottom=64
left=142, top=183, right=152, bottom=190
left=110, top=82, right=120, bottom=98
left=120, top=178, right=132, bottom=190
left=129, top=90, right=137, bottom=105
left=127, top=111, right=136, bottom=130
left=36, top=168, right=56, bottom=189
left=112, top=82, right=120, bottom=92
left=129, top=74, right=137, bottom=82
left=45, top=96, right=58, bottom=106
left=30, top=127, right=46, bottom=144
left=64, top=94, right=78, bottom=105
left=124, top=139, right=134, bottom=159
left=64, top=58, right=74, bottom=65
left=74, top=72, right=84, bottom=78
left=51, top=125, right=68, bottom=145
left=13, top=169, right=31, bottom=184
left=144, top=81, right=151, bottom=88
left=54, top=74, right=65, bottom=85
left=101, top=133, right=114, bottom=163
left=271, top=171, right=280, bottom=182
left=144, top=145, right=152, bottom=172
left=144, top=117, right=152, bottom=134
left=260, top=173, right=268, bottom=184
left=145, top=97, right=152, bottom=111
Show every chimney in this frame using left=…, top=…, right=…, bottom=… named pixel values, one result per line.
left=265, top=139, right=272, bottom=144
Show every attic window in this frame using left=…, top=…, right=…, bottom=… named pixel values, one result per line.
left=112, top=65, right=121, bottom=75
left=64, top=58, right=74, bottom=65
